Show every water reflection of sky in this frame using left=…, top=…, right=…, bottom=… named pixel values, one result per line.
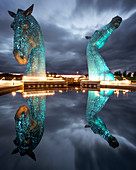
left=0, top=91, right=136, bottom=170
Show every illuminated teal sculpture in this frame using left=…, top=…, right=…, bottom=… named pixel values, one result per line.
left=85, top=90, right=119, bottom=148
left=8, top=4, right=46, bottom=76
left=86, top=16, right=122, bottom=81
left=12, top=96, right=46, bottom=161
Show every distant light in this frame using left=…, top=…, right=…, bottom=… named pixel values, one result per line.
left=100, top=80, right=131, bottom=85
left=12, top=92, right=16, bottom=96
left=23, top=76, right=47, bottom=81
left=74, top=77, right=78, bottom=81
left=60, top=75, right=83, bottom=78
left=23, top=91, right=55, bottom=98
left=75, top=87, right=78, bottom=90
left=1, top=77, right=5, bottom=80
left=114, top=90, right=119, bottom=97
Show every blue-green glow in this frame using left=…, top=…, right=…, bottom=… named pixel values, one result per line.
left=86, top=16, right=122, bottom=81
left=86, top=90, right=119, bottom=148
left=13, top=96, right=46, bottom=158
left=10, top=5, right=46, bottom=76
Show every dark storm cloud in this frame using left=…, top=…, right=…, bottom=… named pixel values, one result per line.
left=0, top=52, right=27, bottom=73
left=40, top=22, right=88, bottom=56
left=99, top=12, right=136, bottom=72
left=40, top=22, right=88, bottom=73
left=73, top=139, right=136, bottom=170
left=41, top=23, right=72, bottom=43
left=45, top=92, right=87, bottom=133
left=74, top=0, right=136, bottom=14
left=0, top=19, right=12, bottom=39
left=45, top=11, right=136, bottom=74
left=0, top=0, right=136, bottom=74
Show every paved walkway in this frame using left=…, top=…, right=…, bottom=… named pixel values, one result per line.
left=0, top=80, right=22, bottom=89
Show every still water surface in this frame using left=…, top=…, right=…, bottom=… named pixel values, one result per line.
left=0, top=90, right=136, bottom=170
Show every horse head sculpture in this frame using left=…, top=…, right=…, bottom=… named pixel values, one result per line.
left=85, top=90, right=119, bottom=148
left=86, top=16, right=122, bottom=49
left=12, top=96, right=46, bottom=161
left=86, top=16, right=122, bottom=81
left=8, top=4, right=46, bottom=76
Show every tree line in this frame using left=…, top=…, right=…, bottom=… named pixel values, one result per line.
left=114, top=71, right=136, bottom=77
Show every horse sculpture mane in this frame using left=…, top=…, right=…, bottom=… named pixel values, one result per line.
left=8, top=4, right=46, bottom=76
left=86, top=16, right=122, bottom=81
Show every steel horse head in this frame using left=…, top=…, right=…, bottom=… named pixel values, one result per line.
left=8, top=4, right=46, bottom=76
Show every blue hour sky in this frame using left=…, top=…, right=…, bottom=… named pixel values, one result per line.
left=0, top=0, right=136, bottom=74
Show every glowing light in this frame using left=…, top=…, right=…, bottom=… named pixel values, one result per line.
left=122, top=90, right=129, bottom=96
left=86, top=90, right=119, bottom=148
left=23, top=76, right=47, bottom=81
left=59, top=90, right=63, bottom=93
left=12, top=92, right=16, bottom=96
left=123, top=91, right=126, bottom=95
left=1, top=77, right=5, bottom=80
left=0, top=80, right=22, bottom=86
left=60, top=75, right=84, bottom=78
left=23, top=91, right=55, bottom=98
left=87, top=16, right=122, bottom=81
left=114, top=90, right=119, bottom=97
left=95, top=91, right=100, bottom=97
left=100, top=80, right=131, bottom=85
left=10, top=5, right=46, bottom=76
left=75, top=87, right=79, bottom=90
left=74, top=77, right=79, bottom=81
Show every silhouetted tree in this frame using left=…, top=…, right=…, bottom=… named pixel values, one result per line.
left=54, top=73, right=57, bottom=78
left=127, top=72, right=131, bottom=77
left=123, top=71, right=126, bottom=77
left=133, top=72, right=136, bottom=77
left=114, top=71, right=122, bottom=77
left=85, top=74, right=88, bottom=78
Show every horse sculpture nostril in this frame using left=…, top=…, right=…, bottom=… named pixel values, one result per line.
left=20, top=52, right=23, bottom=59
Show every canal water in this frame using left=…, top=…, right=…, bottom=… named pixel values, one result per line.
left=0, top=90, right=136, bottom=170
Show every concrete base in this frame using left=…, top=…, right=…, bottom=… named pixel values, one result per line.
left=80, top=80, right=100, bottom=91
left=24, top=80, right=68, bottom=90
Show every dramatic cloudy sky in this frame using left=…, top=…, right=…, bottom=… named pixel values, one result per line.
left=0, top=0, right=136, bottom=74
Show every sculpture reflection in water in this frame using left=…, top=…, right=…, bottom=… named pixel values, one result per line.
left=12, top=96, right=46, bottom=161
left=85, top=90, right=119, bottom=148
left=86, top=16, right=122, bottom=81
left=8, top=4, right=46, bottom=76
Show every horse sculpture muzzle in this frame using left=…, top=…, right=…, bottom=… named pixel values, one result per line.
left=13, top=49, right=29, bottom=65
left=111, top=16, right=122, bottom=28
